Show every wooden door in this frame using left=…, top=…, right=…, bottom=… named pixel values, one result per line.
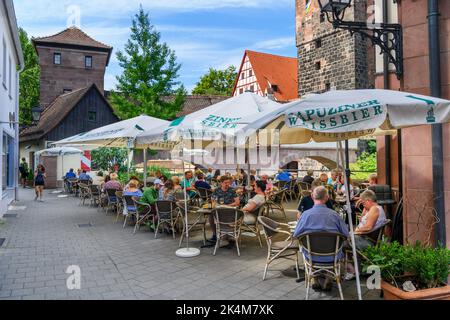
left=41, top=156, right=57, bottom=189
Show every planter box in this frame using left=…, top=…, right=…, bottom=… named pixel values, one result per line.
left=381, top=280, right=450, bottom=300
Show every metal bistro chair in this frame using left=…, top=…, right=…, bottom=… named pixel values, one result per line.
left=285, top=179, right=297, bottom=201
left=114, top=191, right=124, bottom=223
left=89, top=184, right=101, bottom=207
left=178, top=201, right=206, bottom=247
left=212, top=207, right=244, bottom=256
left=258, top=216, right=300, bottom=281
left=154, top=201, right=182, bottom=239
left=298, top=232, right=347, bottom=300
left=297, top=182, right=311, bottom=200
left=197, top=187, right=213, bottom=206
left=132, top=199, right=154, bottom=234
left=264, top=189, right=287, bottom=221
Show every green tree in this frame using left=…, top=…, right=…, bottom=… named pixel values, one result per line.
left=91, top=148, right=128, bottom=172
left=192, top=66, right=237, bottom=96
left=18, top=28, right=40, bottom=125
left=350, top=152, right=377, bottom=180
left=110, top=6, right=185, bottom=120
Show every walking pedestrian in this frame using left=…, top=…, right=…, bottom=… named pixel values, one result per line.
left=19, top=158, right=29, bottom=188
left=34, top=164, right=46, bottom=202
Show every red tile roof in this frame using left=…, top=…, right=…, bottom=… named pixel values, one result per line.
left=33, top=26, right=112, bottom=50
left=234, top=50, right=298, bottom=102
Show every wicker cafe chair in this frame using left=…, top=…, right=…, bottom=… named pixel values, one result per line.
left=114, top=191, right=124, bottom=223
left=285, top=179, right=297, bottom=201
left=258, top=216, right=300, bottom=281
left=132, top=199, right=154, bottom=234
left=105, top=189, right=118, bottom=215
left=155, top=201, right=181, bottom=239
left=212, top=208, right=244, bottom=256
left=197, top=187, right=213, bottom=205
left=264, top=189, right=287, bottom=221
left=298, top=232, right=347, bottom=300
left=240, top=204, right=266, bottom=248
left=297, top=182, right=311, bottom=200
left=77, top=183, right=91, bottom=206
left=122, top=195, right=139, bottom=229
left=89, top=184, right=101, bottom=207
left=178, top=202, right=206, bottom=247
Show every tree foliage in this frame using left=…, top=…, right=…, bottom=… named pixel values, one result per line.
left=109, top=6, right=185, bottom=120
left=350, top=152, right=377, bottom=180
left=91, top=148, right=128, bottom=172
left=19, top=28, right=40, bottom=126
left=192, top=66, right=237, bottom=96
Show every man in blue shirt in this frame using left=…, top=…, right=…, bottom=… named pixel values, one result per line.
left=294, top=186, right=349, bottom=291
left=65, top=168, right=77, bottom=179
left=195, top=173, right=211, bottom=190
left=78, top=170, right=92, bottom=182
left=276, top=169, right=292, bottom=182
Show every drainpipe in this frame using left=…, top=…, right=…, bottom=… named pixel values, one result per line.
left=382, top=0, right=392, bottom=187
left=428, top=0, right=446, bottom=247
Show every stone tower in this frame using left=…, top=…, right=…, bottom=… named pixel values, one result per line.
left=32, top=27, right=113, bottom=107
left=296, top=0, right=374, bottom=96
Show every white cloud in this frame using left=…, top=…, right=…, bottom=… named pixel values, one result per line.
left=254, top=37, right=295, bottom=50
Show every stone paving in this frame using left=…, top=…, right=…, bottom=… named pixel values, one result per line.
left=0, top=188, right=381, bottom=300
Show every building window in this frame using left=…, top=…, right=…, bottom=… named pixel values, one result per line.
left=249, top=69, right=253, bottom=77
left=85, top=56, right=92, bottom=69
left=325, top=83, right=331, bottom=91
left=88, top=111, right=97, bottom=122
left=241, top=73, right=245, bottom=80
left=2, top=38, right=6, bottom=89
left=239, top=88, right=244, bottom=94
left=250, top=85, right=255, bottom=92
left=315, top=61, right=321, bottom=70
left=2, top=133, right=14, bottom=189
left=320, top=13, right=325, bottom=23
left=315, top=39, right=322, bottom=49
left=63, top=88, right=72, bottom=94
left=54, top=53, right=61, bottom=65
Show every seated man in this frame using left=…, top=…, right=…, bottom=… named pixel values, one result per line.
left=195, top=173, right=212, bottom=190
left=297, top=179, right=334, bottom=219
left=64, top=168, right=77, bottom=192
left=78, top=170, right=92, bottom=183
left=181, top=170, right=197, bottom=198
left=276, top=169, right=292, bottom=183
left=293, top=186, right=349, bottom=291
left=208, top=176, right=240, bottom=243
left=242, top=181, right=266, bottom=225
left=302, top=170, right=315, bottom=185
left=141, top=179, right=164, bottom=205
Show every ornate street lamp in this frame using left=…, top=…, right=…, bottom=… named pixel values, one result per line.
left=318, top=0, right=403, bottom=79
left=31, top=106, right=43, bottom=123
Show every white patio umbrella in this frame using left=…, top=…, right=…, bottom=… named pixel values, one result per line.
left=135, top=93, right=282, bottom=258
left=236, top=89, right=450, bottom=300
left=35, top=147, right=83, bottom=179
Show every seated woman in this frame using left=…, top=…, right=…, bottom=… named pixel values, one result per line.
left=123, top=181, right=143, bottom=211
left=345, top=189, right=387, bottom=279
left=171, top=176, right=183, bottom=191
left=297, top=179, right=334, bottom=220
left=242, top=181, right=267, bottom=225
left=158, top=180, right=175, bottom=201
left=124, top=176, right=141, bottom=191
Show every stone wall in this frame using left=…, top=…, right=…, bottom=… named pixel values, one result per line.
left=296, top=0, right=375, bottom=95
left=36, top=45, right=108, bottom=107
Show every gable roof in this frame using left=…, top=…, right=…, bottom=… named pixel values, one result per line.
left=32, top=27, right=113, bottom=64
left=233, top=50, right=298, bottom=102
left=20, top=84, right=117, bottom=142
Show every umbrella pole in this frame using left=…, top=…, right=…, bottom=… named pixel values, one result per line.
left=176, top=139, right=200, bottom=258
left=143, top=148, right=147, bottom=187
left=338, top=140, right=362, bottom=300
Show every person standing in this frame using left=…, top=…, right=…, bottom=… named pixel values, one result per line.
left=34, top=164, right=46, bottom=202
left=19, top=158, right=29, bottom=188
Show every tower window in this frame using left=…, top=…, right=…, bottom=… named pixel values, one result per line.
left=315, top=61, right=321, bottom=70
left=54, top=53, right=61, bottom=65
left=325, top=83, right=331, bottom=91
left=85, top=56, right=92, bottom=69
left=320, top=13, right=325, bottom=23
left=315, top=39, right=322, bottom=48
left=63, top=88, right=72, bottom=94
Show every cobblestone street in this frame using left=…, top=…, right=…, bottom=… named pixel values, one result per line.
left=0, top=188, right=380, bottom=300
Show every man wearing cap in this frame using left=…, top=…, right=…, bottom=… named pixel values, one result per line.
left=141, top=179, right=164, bottom=205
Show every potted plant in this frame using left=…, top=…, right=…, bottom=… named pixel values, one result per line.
left=362, top=241, right=450, bottom=300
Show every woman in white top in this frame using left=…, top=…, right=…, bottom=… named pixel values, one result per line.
left=242, top=181, right=266, bottom=225
left=355, top=189, right=387, bottom=235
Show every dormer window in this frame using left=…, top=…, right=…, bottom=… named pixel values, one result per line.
left=54, top=53, right=61, bottom=65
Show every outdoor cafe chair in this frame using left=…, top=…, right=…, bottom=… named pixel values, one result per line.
left=297, top=182, right=311, bottom=200
left=155, top=201, right=182, bottom=239
left=197, top=187, right=213, bottom=205
left=105, top=189, right=119, bottom=215
left=258, top=216, right=300, bottom=281
left=178, top=202, right=206, bottom=247
left=212, top=207, right=244, bottom=256
left=264, top=189, right=287, bottom=221
left=240, top=204, right=266, bottom=248
left=78, top=183, right=91, bottom=206
left=88, top=184, right=101, bottom=207
left=297, top=232, right=347, bottom=300
left=114, top=191, right=124, bottom=223
left=132, top=199, right=154, bottom=234
left=284, top=179, right=297, bottom=202
left=122, top=195, right=140, bottom=229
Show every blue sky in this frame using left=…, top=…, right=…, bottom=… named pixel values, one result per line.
left=14, top=0, right=297, bottom=93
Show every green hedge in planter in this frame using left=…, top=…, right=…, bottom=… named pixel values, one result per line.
left=362, top=241, right=450, bottom=290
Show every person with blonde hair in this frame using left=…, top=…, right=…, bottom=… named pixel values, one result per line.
left=368, top=173, right=378, bottom=186
left=171, top=176, right=182, bottom=191
left=102, top=172, right=122, bottom=192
